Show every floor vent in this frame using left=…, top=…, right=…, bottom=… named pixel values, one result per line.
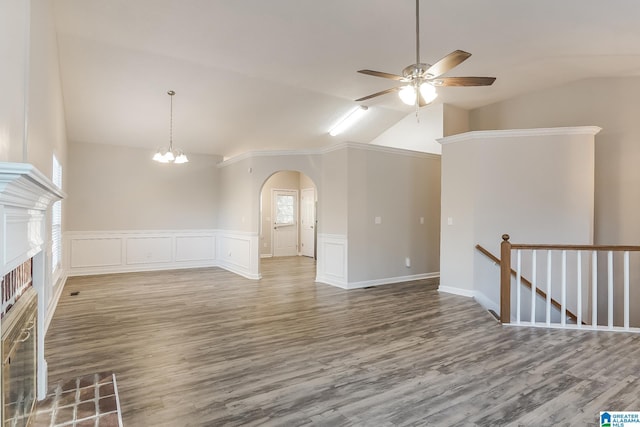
left=70, top=291, right=80, bottom=296
left=488, top=309, right=499, bottom=321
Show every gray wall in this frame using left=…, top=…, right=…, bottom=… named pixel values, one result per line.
left=470, top=77, right=640, bottom=325
left=215, top=144, right=441, bottom=284
left=470, top=77, right=640, bottom=246
left=67, top=142, right=221, bottom=230
left=347, top=147, right=441, bottom=282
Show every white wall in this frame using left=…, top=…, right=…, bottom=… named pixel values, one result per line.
left=0, top=0, right=29, bottom=163
left=370, top=104, right=444, bottom=154
left=439, top=128, right=597, bottom=313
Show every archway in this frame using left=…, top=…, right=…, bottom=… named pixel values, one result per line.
left=258, top=170, right=318, bottom=275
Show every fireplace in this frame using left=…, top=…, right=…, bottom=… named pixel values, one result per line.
left=0, top=163, right=65, bottom=425
left=2, top=273, right=37, bottom=427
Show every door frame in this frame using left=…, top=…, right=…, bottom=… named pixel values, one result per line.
left=271, top=188, right=299, bottom=257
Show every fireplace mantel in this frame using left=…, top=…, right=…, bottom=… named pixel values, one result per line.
left=0, top=163, right=65, bottom=213
left=0, top=163, right=65, bottom=276
left=0, top=162, right=66, bottom=405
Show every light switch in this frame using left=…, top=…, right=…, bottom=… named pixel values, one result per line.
left=447, top=217, right=453, bottom=226
left=374, top=216, right=382, bottom=224
left=420, top=217, right=424, bottom=224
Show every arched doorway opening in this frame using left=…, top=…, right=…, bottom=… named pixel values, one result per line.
left=258, top=170, right=317, bottom=275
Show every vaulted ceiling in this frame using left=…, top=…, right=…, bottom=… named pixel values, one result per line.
left=53, top=0, right=640, bottom=158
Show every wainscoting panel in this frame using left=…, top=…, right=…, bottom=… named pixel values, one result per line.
left=315, top=234, right=348, bottom=288
left=126, top=237, right=173, bottom=265
left=175, top=235, right=216, bottom=262
left=216, top=232, right=260, bottom=280
left=66, top=230, right=219, bottom=276
left=70, top=238, right=122, bottom=269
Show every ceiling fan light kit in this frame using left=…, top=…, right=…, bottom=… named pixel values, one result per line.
left=153, top=90, right=189, bottom=164
left=355, top=0, right=496, bottom=108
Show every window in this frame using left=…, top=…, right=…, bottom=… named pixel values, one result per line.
left=52, top=155, right=62, bottom=274
left=275, top=194, right=295, bottom=225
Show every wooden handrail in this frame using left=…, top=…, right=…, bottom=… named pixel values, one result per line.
left=510, top=243, right=640, bottom=251
left=475, top=243, right=581, bottom=324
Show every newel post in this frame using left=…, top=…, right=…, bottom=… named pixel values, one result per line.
left=500, top=234, right=511, bottom=323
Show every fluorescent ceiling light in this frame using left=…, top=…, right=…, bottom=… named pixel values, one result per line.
left=329, top=106, right=369, bottom=136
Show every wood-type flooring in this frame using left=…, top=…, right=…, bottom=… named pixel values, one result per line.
left=45, top=257, right=640, bottom=426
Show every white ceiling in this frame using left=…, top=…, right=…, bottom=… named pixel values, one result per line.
left=52, top=0, right=640, bottom=158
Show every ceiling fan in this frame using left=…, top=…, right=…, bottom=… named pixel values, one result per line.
left=356, top=0, right=496, bottom=107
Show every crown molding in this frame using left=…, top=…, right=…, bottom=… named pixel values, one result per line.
left=217, top=141, right=440, bottom=168
left=437, top=126, right=603, bottom=145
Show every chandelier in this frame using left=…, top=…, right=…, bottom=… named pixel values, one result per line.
left=153, top=90, right=188, bottom=164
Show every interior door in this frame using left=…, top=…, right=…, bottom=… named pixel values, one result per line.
left=272, top=189, right=298, bottom=257
left=300, top=188, right=315, bottom=258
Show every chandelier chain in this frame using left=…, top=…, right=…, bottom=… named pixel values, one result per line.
left=168, top=90, right=175, bottom=151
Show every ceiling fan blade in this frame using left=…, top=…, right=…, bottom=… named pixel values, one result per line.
left=355, top=86, right=402, bottom=102
left=425, top=50, right=472, bottom=78
left=431, top=76, right=496, bottom=87
left=357, top=69, right=405, bottom=81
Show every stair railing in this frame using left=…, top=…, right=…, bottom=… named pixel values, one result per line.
left=500, top=234, right=640, bottom=331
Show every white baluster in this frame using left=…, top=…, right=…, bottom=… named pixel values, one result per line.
left=592, top=250, right=597, bottom=328
left=546, top=250, right=552, bottom=326
left=531, top=250, right=537, bottom=325
left=624, top=251, right=630, bottom=330
left=561, top=250, right=567, bottom=327
left=577, top=251, right=582, bottom=327
left=516, top=249, right=522, bottom=324
left=608, top=250, right=613, bottom=329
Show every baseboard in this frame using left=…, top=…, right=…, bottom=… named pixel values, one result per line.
left=437, top=285, right=475, bottom=298
left=472, top=290, right=499, bottom=314
left=315, top=275, right=348, bottom=289
left=437, top=286, right=500, bottom=315
left=218, top=261, right=261, bottom=280
left=346, top=272, right=439, bottom=290
left=45, top=270, right=68, bottom=335
left=66, top=260, right=220, bottom=277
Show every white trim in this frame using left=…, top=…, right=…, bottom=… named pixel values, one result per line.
left=472, top=290, right=500, bottom=314
left=438, top=286, right=500, bottom=315
left=315, top=233, right=348, bottom=288
left=218, top=141, right=439, bottom=167
left=45, top=271, right=67, bottom=334
left=438, top=285, right=476, bottom=298
left=347, top=272, right=439, bottom=290
left=67, top=230, right=217, bottom=275
left=0, top=162, right=65, bottom=209
left=437, top=126, right=602, bottom=145
left=66, top=229, right=263, bottom=279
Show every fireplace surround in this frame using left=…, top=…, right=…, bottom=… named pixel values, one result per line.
left=0, top=163, right=65, bottom=425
